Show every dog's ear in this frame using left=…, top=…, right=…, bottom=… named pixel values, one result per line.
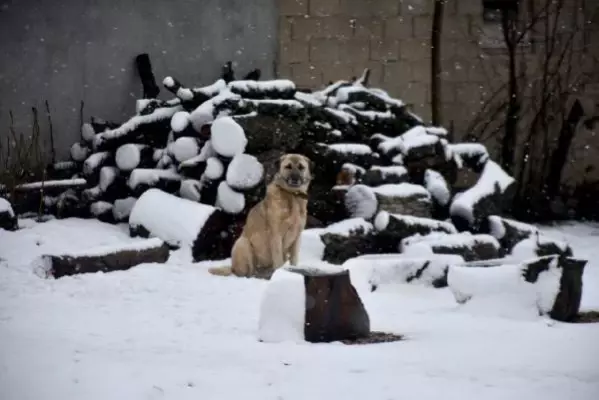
left=302, top=156, right=315, bottom=175
left=274, top=154, right=286, bottom=172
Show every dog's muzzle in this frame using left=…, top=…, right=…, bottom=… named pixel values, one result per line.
left=287, top=172, right=303, bottom=187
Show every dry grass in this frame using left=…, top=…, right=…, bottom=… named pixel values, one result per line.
left=341, top=331, right=404, bottom=345
left=574, top=311, right=599, bottom=323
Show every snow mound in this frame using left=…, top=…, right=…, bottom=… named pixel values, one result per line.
left=345, top=184, right=378, bottom=219
left=257, top=265, right=306, bottom=343
left=216, top=182, right=245, bottom=214
left=210, top=116, right=248, bottom=158
left=226, top=153, right=264, bottom=190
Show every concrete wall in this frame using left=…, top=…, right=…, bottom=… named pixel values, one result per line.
left=0, top=0, right=278, bottom=159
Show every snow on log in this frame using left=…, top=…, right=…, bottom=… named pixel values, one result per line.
left=37, top=237, right=170, bottom=278
left=179, top=179, right=202, bottom=202
left=162, top=76, right=195, bottom=102
left=170, top=110, right=198, bottom=139
left=371, top=183, right=432, bottom=218
left=83, top=151, right=113, bottom=183
left=216, top=181, right=245, bottom=214
left=90, top=200, right=114, bottom=223
left=82, top=166, right=126, bottom=203
left=361, top=165, right=408, bottom=186
left=344, top=184, right=378, bottom=220
left=225, top=153, right=264, bottom=191
left=70, top=142, right=90, bottom=162
left=93, top=104, right=181, bottom=151
left=304, top=142, right=379, bottom=184
left=168, top=136, right=200, bottom=163
left=189, top=90, right=241, bottom=132
left=359, top=253, right=465, bottom=290
left=447, top=255, right=586, bottom=322
left=127, top=168, right=182, bottom=197
left=115, top=144, right=154, bottom=171
left=320, top=218, right=384, bottom=264
left=0, top=197, right=17, bottom=231
left=449, top=143, right=489, bottom=172
left=81, top=122, right=96, bottom=143
left=509, top=234, right=573, bottom=259
left=227, top=79, right=296, bottom=99
left=210, top=116, right=248, bottom=158
left=424, top=169, right=451, bottom=219
left=401, top=232, right=501, bottom=261
left=483, top=216, right=539, bottom=254
left=112, top=197, right=137, bottom=222
left=258, top=264, right=370, bottom=343
left=90, top=116, right=120, bottom=133
left=450, top=160, right=516, bottom=232
left=204, top=157, right=225, bottom=181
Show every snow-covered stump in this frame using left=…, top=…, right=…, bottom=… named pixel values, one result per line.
left=303, top=143, right=379, bottom=185
left=81, top=122, right=96, bottom=144
left=258, top=265, right=370, bottom=343
left=38, top=238, right=170, bottom=279
left=372, top=183, right=433, bottom=218
left=115, top=144, right=155, bottom=171
left=128, top=188, right=236, bottom=260
left=216, top=181, right=246, bottom=215
left=401, top=232, right=501, bottom=262
left=447, top=255, right=587, bottom=322
left=0, top=197, right=17, bottom=231
left=361, top=165, right=408, bottom=186
left=364, top=254, right=466, bottom=290
left=127, top=169, right=182, bottom=197
left=450, top=160, right=516, bottom=232
left=484, top=216, right=539, bottom=254
left=210, top=116, right=248, bottom=159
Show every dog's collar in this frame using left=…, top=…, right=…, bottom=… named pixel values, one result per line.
left=276, top=184, right=309, bottom=200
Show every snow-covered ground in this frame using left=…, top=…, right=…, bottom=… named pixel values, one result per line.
left=1, top=218, right=598, bottom=400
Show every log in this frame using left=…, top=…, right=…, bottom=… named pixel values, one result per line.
left=46, top=161, right=79, bottom=181
left=179, top=179, right=202, bottom=202
left=447, top=255, right=586, bottom=322
left=83, top=151, right=114, bottom=184
left=424, top=169, right=451, bottom=220
left=234, top=112, right=305, bottom=155
left=162, top=76, right=211, bottom=110
left=344, top=184, right=378, bottom=220
left=258, top=264, right=370, bottom=343
left=308, top=184, right=349, bottom=226
left=210, top=116, right=248, bottom=158
left=90, top=116, right=120, bottom=134
left=400, top=232, right=501, bottom=261
left=127, top=168, right=182, bottom=197
left=168, top=136, right=200, bottom=163
left=90, top=200, right=114, bottom=223
left=0, top=197, right=17, bottom=231
left=371, top=183, right=432, bottom=218
left=115, top=143, right=155, bottom=171
left=227, top=79, right=296, bottom=99
left=53, top=189, right=89, bottom=219
left=336, top=163, right=365, bottom=186
left=361, top=165, right=408, bottom=186
left=7, top=179, right=88, bottom=215
left=215, top=181, right=246, bottom=215
left=450, top=160, right=516, bottom=232
left=70, top=141, right=90, bottom=162
left=225, top=153, right=264, bottom=191
left=81, top=122, right=96, bottom=143
left=450, top=143, right=489, bottom=173
left=38, top=237, right=170, bottom=278
left=483, top=216, right=538, bottom=254
left=177, top=140, right=214, bottom=179
left=135, top=53, right=160, bottom=99
left=509, top=234, right=573, bottom=259
left=320, top=218, right=383, bottom=264
left=170, top=111, right=197, bottom=139
left=128, top=188, right=237, bottom=261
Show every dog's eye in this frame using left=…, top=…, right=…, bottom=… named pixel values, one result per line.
left=298, top=164, right=305, bottom=171
left=285, top=164, right=292, bottom=169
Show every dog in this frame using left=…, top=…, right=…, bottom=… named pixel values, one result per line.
left=208, top=153, right=313, bottom=279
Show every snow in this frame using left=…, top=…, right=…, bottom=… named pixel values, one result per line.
left=81, top=123, right=96, bottom=142
left=83, top=151, right=110, bottom=175
left=112, top=197, right=137, bottom=221
left=193, top=79, right=227, bottom=97
left=510, top=235, right=571, bottom=259
left=129, top=188, right=215, bottom=248
left=324, top=107, right=357, bottom=124
left=344, top=184, right=378, bottom=219
left=0, top=197, right=14, bottom=217
left=399, top=133, right=439, bottom=154
left=135, top=99, right=153, bottom=114
left=374, top=210, right=390, bottom=231
left=70, top=141, right=90, bottom=162
left=189, top=90, right=241, bottom=132
left=425, top=126, right=448, bottom=136
left=246, top=99, right=304, bottom=109
left=169, top=137, right=199, bottom=163
left=179, top=179, right=202, bottom=202
left=294, top=91, right=323, bottom=106
left=257, top=266, right=306, bottom=343
left=127, top=169, right=181, bottom=189
left=226, top=154, right=264, bottom=190
left=450, top=160, right=515, bottom=224
left=371, top=182, right=430, bottom=198
left=487, top=216, right=538, bottom=239
left=326, top=143, right=372, bottom=155
left=450, top=143, right=489, bottom=164
left=98, top=166, right=118, bottom=192
left=170, top=111, right=190, bottom=132
left=16, top=178, right=87, bottom=190
left=424, top=169, right=450, bottom=206
left=204, top=157, right=224, bottom=180
left=228, top=79, right=295, bottom=93
left=324, top=217, right=373, bottom=236
left=374, top=211, right=458, bottom=234
left=369, top=165, right=408, bottom=178
left=116, top=143, right=145, bottom=171
left=210, top=116, right=247, bottom=157
left=401, top=232, right=501, bottom=252
left=216, top=182, right=245, bottom=214
left=179, top=140, right=216, bottom=169
left=90, top=201, right=113, bottom=216
left=0, top=220, right=598, bottom=399
left=162, top=76, right=175, bottom=87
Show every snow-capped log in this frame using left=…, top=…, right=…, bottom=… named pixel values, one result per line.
left=168, top=136, right=200, bottom=163
left=360, top=253, right=466, bottom=290
left=361, top=165, right=408, bottom=186
left=82, top=166, right=128, bottom=203
left=372, top=183, right=432, bottom=218
left=210, top=116, right=248, bottom=158
left=162, top=76, right=197, bottom=103
left=115, top=144, right=154, bottom=171
left=90, top=116, right=120, bottom=134
left=450, top=143, right=489, bottom=172
left=170, top=111, right=198, bottom=139
left=188, top=89, right=241, bottom=133
left=309, top=184, right=349, bottom=226
left=51, top=189, right=88, bottom=219
left=83, top=151, right=113, bottom=184
left=0, top=197, right=17, bottom=231
left=112, top=197, right=137, bottom=223
left=46, top=161, right=79, bottom=181
left=483, top=216, right=539, bottom=254
left=135, top=53, right=160, bottom=99
left=81, top=122, right=96, bottom=143
left=329, top=86, right=403, bottom=112
left=128, top=188, right=239, bottom=261
left=258, top=264, right=370, bottom=343
left=344, top=184, right=378, bottom=220
left=93, top=104, right=181, bottom=152
left=320, top=218, right=382, bottom=264
left=225, top=153, right=264, bottom=191
left=177, top=139, right=216, bottom=179
left=401, top=232, right=501, bottom=262
left=38, top=237, right=170, bottom=279
left=424, top=169, right=451, bottom=219
left=216, top=181, right=245, bottom=215
left=179, top=179, right=202, bottom=202
left=5, top=179, right=88, bottom=215
left=89, top=201, right=114, bottom=223
left=450, top=160, right=516, bottom=232
left=447, top=255, right=586, bottom=322
left=302, top=142, right=379, bottom=185
left=70, top=141, right=90, bottom=162
left=127, top=168, right=182, bottom=197
left=227, top=79, right=296, bottom=100
left=509, top=234, right=573, bottom=259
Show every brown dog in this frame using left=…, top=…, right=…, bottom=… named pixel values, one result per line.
left=208, top=154, right=313, bottom=279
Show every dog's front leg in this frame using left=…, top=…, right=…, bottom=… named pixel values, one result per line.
left=270, top=239, right=285, bottom=269
left=289, top=237, right=301, bottom=266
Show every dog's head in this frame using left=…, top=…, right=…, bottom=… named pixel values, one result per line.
left=274, top=153, right=313, bottom=191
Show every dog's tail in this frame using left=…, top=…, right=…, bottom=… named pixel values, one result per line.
left=208, top=265, right=233, bottom=276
